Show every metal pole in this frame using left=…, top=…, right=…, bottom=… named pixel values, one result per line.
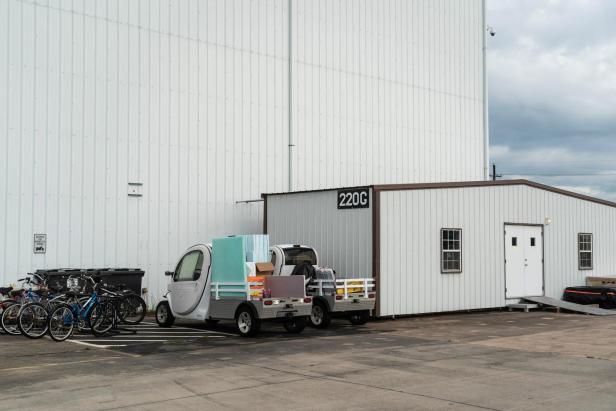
left=482, top=0, right=490, bottom=181
left=287, top=0, right=293, bottom=191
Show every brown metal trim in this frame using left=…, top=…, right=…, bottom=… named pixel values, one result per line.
left=371, top=187, right=381, bottom=316
left=262, top=194, right=268, bottom=235
left=578, top=233, right=593, bottom=271
left=440, top=228, right=463, bottom=274
left=373, top=179, right=616, bottom=209
left=263, top=179, right=616, bottom=209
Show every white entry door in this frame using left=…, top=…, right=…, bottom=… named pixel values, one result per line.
left=505, top=225, right=543, bottom=298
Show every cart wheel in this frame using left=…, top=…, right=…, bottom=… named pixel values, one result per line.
left=348, top=310, right=370, bottom=325
left=283, top=316, right=307, bottom=333
left=236, top=306, right=261, bottom=337
left=309, top=301, right=331, bottom=329
left=155, top=301, right=175, bottom=327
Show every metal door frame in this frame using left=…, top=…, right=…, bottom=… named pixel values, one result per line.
left=504, top=223, right=545, bottom=299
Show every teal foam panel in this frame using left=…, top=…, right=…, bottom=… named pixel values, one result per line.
left=211, top=236, right=248, bottom=285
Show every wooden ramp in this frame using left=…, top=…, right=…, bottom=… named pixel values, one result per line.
left=523, top=296, right=616, bottom=316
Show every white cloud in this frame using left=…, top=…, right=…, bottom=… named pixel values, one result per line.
left=487, top=1, right=616, bottom=200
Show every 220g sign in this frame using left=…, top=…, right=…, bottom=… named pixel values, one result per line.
left=337, top=187, right=370, bottom=209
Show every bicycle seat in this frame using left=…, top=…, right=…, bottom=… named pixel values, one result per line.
left=0, top=287, right=13, bottom=295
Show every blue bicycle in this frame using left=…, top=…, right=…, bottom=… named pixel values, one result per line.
left=47, top=275, right=115, bottom=341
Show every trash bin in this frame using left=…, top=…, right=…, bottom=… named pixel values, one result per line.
left=94, top=268, right=145, bottom=295
left=36, top=268, right=145, bottom=295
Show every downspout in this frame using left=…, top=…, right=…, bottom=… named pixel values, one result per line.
left=287, top=0, right=293, bottom=191
left=482, top=0, right=490, bottom=180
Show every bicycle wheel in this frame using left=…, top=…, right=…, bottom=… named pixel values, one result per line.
left=118, top=294, right=146, bottom=325
left=18, top=302, right=49, bottom=339
left=48, top=304, right=76, bottom=342
left=0, top=300, right=16, bottom=334
left=87, top=301, right=116, bottom=336
left=1, top=303, right=22, bottom=335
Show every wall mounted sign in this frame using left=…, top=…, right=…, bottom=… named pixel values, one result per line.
left=33, top=234, right=47, bottom=254
left=337, top=187, right=370, bottom=209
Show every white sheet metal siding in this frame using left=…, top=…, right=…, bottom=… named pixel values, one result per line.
left=0, top=0, right=289, bottom=304
left=0, top=0, right=484, bottom=304
left=292, top=0, right=486, bottom=190
left=379, top=185, right=616, bottom=316
left=267, top=190, right=372, bottom=279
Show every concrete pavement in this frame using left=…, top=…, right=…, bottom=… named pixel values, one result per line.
left=2, top=311, right=616, bottom=410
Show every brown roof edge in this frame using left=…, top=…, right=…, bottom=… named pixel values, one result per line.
left=372, top=179, right=616, bottom=209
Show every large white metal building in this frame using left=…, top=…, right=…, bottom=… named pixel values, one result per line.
left=265, top=181, right=616, bottom=316
left=0, top=0, right=489, bottom=304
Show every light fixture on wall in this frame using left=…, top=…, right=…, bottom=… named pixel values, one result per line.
left=545, top=217, right=552, bottom=225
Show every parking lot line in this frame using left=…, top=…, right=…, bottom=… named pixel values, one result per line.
left=69, top=340, right=128, bottom=349
left=3, top=356, right=124, bottom=371
left=75, top=339, right=169, bottom=343
left=139, top=321, right=237, bottom=336
left=72, top=335, right=214, bottom=339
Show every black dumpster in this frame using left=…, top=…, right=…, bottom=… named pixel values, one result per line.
left=36, top=268, right=145, bottom=295
left=563, top=286, right=616, bottom=309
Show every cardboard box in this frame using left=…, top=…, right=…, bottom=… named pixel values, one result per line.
left=256, top=262, right=274, bottom=276
left=586, top=276, right=616, bottom=287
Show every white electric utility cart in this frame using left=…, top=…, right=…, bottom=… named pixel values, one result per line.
left=270, top=245, right=376, bottom=328
left=156, top=244, right=312, bottom=337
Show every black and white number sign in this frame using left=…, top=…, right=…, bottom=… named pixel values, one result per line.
left=337, top=188, right=370, bottom=209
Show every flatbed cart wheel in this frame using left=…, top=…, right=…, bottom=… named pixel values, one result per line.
left=348, top=310, right=370, bottom=325
left=309, top=301, right=331, bottom=329
left=236, top=306, right=261, bottom=337
left=155, top=301, right=175, bottom=327
left=283, top=316, right=307, bottom=334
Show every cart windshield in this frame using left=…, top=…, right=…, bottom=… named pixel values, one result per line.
left=283, top=247, right=317, bottom=266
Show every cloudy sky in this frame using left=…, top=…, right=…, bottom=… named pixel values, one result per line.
left=487, top=0, right=616, bottom=200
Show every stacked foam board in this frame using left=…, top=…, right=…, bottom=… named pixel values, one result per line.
left=240, top=234, right=270, bottom=263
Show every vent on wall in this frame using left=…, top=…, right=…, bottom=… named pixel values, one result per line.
left=128, top=182, right=143, bottom=197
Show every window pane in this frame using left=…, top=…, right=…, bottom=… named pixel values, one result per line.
left=580, top=251, right=592, bottom=269
left=175, top=251, right=202, bottom=281
left=512, top=237, right=517, bottom=247
left=530, top=237, right=536, bottom=247
left=283, top=247, right=318, bottom=266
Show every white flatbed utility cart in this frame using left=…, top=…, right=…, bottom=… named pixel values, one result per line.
left=155, top=244, right=312, bottom=337
left=270, top=245, right=376, bottom=328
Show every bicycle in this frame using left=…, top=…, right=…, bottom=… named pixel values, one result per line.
left=47, top=275, right=115, bottom=341
left=1, top=274, right=50, bottom=337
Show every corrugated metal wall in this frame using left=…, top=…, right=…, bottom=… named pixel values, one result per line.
left=379, top=185, right=616, bottom=316
left=0, top=0, right=289, bottom=304
left=292, top=0, right=486, bottom=190
left=267, top=190, right=372, bottom=278
left=0, top=0, right=485, bottom=304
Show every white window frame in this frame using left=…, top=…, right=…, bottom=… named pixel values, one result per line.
left=441, top=228, right=462, bottom=274
left=578, top=233, right=593, bottom=270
